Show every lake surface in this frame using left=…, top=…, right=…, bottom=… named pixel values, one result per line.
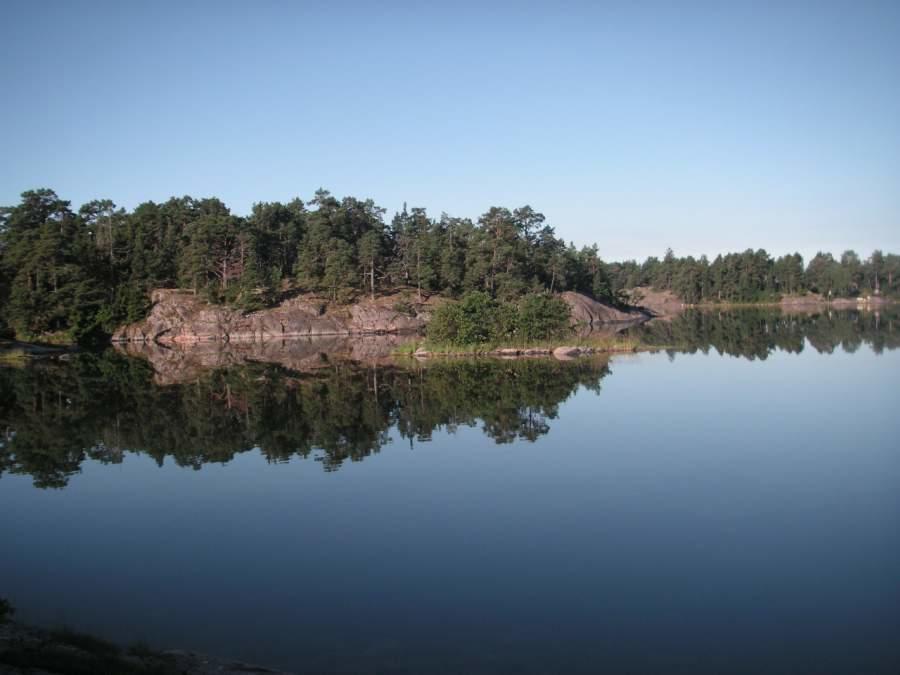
left=2, top=309, right=899, bottom=674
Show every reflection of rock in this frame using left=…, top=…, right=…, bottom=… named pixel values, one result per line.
left=114, top=334, right=417, bottom=385
left=113, top=289, right=433, bottom=343
left=572, top=320, right=642, bottom=340
left=561, top=291, right=649, bottom=326
left=553, top=346, right=581, bottom=359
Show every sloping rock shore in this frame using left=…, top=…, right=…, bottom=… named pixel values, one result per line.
left=560, top=291, right=650, bottom=325
left=113, top=290, right=436, bottom=343
left=113, top=290, right=647, bottom=345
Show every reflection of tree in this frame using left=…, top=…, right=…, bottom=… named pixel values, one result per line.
left=629, top=308, right=899, bottom=359
left=2, top=308, right=896, bottom=489
left=0, top=354, right=610, bottom=487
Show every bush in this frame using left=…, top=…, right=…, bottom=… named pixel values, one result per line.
left=428, top=291, right=497, bottom=344
left=516, top=294, right=571, bottom=341
left=426, top=291, right=571, bottom=345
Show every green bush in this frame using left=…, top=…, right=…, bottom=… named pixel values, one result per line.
left=516, top=294, right=571, bottom=341
left=426, top=291, right=571, bottom=345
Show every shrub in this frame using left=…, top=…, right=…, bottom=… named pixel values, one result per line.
left=426, top=291, right=572, bottom=345
left=428, top=291, right=497, bottom=344
left=516, top=294, right=571, bottom=341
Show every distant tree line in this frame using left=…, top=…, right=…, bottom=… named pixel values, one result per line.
left=607, top=248, right=900, bottom=304
left=0, top=188, right=896, bottom=342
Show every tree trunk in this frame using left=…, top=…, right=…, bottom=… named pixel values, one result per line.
left=416, top=248, right=422, bottom=301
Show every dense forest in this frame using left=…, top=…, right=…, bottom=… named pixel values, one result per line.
left=0, top=188, right=897, bottom=343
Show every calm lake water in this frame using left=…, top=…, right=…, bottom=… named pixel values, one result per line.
left=1, top=310, right=899, bottom=674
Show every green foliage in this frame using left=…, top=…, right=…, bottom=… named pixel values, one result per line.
left=515, top=293, right=571, bottom=341
left=427, top=291, right=571, bottom=345
left=606, top=248, right=900, bottom=304
left=1, top=188, right=897, bottom=346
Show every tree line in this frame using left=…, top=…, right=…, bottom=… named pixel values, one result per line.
left=1, top=187, right=896, bottom=343
left=607, top=247, right=900, bottom=304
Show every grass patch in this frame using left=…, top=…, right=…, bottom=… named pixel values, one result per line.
left=0, top=348, right=28, bottom=366
left=395, top=334, right=640, bottom=356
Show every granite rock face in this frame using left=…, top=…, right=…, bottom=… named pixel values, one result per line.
left=112, top=289, right=644, bottom=346
left=559, top=291, right=649, bottom=326
left=112, top=290, right=432, bottom=343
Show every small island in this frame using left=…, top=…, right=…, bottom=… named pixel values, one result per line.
left=0, top=189, right=896, bottom=358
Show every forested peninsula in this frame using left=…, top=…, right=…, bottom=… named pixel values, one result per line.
left=0, top=188, right=896, bottom=346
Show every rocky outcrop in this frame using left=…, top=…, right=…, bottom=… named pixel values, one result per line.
left=113, top=290, right=434, bottom=344
left=625, top=287, right=684, bottom=317
left=113, top=289, right=648, bottom=347
left=560, top=291, right=649, bottom=326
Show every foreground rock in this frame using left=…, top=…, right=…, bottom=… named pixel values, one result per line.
left=0, top=621, right=293, bottom=675
left=113, top=290, right=436, bottom=343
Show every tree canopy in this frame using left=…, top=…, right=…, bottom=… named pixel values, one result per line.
left=1, top=188, right=896, bottom=343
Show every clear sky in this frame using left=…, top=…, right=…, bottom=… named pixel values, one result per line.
left=1, top=0, right=898, bottom=262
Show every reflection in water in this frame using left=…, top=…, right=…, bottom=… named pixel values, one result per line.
left=113, top=333, right=417, bottom=385
left=0, top=308, right=896, bottom=489
left=628, top=307, right=899, bottom=359
left=0, top=355, right=610, bottom=488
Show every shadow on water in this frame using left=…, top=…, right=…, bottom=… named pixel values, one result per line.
left=0, top=307, right=896, bottom=489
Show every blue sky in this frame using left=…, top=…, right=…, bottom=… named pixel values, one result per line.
left=1, top=0, right=898, bottom=261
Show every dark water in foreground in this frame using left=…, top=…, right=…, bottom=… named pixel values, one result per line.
left=1, top=310, right=899, bottom=674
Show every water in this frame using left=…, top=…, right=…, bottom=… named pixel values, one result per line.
left=1, top=309, right=899, bottom=674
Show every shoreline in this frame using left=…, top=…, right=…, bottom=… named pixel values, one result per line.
left=399, top=336, right=642, bottom=360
